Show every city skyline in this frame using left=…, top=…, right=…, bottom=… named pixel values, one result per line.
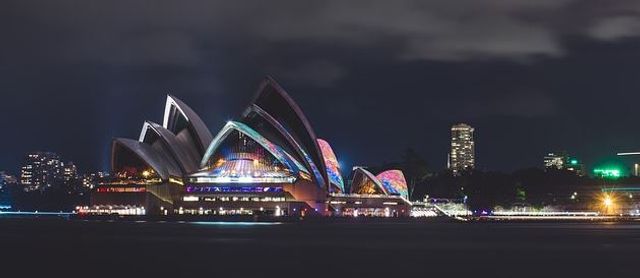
left=3, top=112, right=640, bottom=176
left=3, top=3, right=640, bottom=277
left=4, top=1, right=640, bottom=174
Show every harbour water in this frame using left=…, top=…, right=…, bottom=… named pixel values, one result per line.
left=0, top=217, right=637, bottom=277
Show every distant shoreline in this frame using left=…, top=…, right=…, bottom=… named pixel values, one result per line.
left=3, top=212, right=640, bottom=224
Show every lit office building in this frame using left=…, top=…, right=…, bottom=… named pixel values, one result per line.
left=544, top=152, right=566, bottom=169
left=544, top=152, right=584, bottom=176
left=19, top=152, right=69, bottom=192
left=449, top=123, right=475, bottom=175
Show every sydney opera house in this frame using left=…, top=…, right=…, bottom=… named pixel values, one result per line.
left=86, top=77, right=411, bottom=217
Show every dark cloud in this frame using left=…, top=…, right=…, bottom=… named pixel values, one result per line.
left=439, top=91, right=559, bottom=119
left=3, top=0, right=640, bottom=174
left=589, top=16, right=640, bottom=40
left=273, top=61, right=348, bottom=88
left=6, top=0, right=640, bottom=66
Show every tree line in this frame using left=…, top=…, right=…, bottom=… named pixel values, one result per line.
left=369, top=148, right=640, bottom=210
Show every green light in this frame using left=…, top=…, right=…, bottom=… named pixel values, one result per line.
left=570, top=159, right=578, bottom=165
left=594, top=168, right=622, bottom=178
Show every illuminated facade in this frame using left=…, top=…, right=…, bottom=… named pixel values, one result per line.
left=449, top=123, right=475, bottom=175
left=92, top=77, right=342, bottom=216
left=317, top=139, right=345, bottom=193
left=349, top=167, right=409, bottom=200
left=544, top=152, right=585, bottom=176
left=328, top=167, right=411, bottom=217
left=544, top=152, right=566, bottom=169
left=91, top=77, right=413, bottom=217
left=350, top=167, right=386, bottom=195
left=376, top=170, right=409, bottom=200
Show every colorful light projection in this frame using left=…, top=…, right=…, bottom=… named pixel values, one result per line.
left=232, top=122, right=304, bottom=173
left=185, top=186, right=283, bottom=193
left=317, top=139, right=345, bottom=192
left=376, top=170, right=409, bottom=199
left=191, top=152, right=297, bottom=184
left=355, top=179, right=384, bottom=195
left=199, top=121, right=310, bottom=184
left=96, top=187, right=147, bottom=193
left=350, top=167, right=386, bottom=195
left=248, top=105, right=325, bottom=188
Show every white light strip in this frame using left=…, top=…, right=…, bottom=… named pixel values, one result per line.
left=483, top=216, right=615, bottom=220
left=617, top=152, right=640, bottom=156
left=0, top=211, right=75, bottom=215
left=163, top=96, right=189, bottom=129
left=138, top=122, right=152, bottom=142
left=492, top=211, right=599, bottom=216
left=189, top=222, right=282, bottom=226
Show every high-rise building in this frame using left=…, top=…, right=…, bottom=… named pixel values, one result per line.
left=449, top=123, right=475, bottom=175
left=19, top=152, right=74, bottom=192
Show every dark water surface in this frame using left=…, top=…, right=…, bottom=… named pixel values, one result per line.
left=0, top=218, right=638, bottom=277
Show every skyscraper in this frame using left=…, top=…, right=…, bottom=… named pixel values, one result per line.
left=449, top=123, right=475, bottom=175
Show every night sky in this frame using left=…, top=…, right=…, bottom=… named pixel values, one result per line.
left=3, top=1, right=640, bottom=175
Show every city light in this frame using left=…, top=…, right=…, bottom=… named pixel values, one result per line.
left=183, top=196, right=199, bottom=202
left=189, top=222, right=282, bottom=226
left=593, top=168, right=622, bottom=179
left=617, top=152, right=640, bottom=156
left=600, top=193, right=617, bottom=215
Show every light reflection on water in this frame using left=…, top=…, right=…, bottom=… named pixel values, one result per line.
left=188, top=221, right=282, bottom=226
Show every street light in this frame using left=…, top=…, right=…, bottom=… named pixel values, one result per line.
left=601, top=193, right=616, bottom=215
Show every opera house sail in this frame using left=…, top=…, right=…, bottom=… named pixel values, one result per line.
left=376, top=170, right=409, bottom=200
left=86, top=76, right=412, bottom=217
left=317, top=139, right=345, bottom=193
left=350, top=167, right=386, bottom=195
left=243, top=78, right=328, bottom=190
